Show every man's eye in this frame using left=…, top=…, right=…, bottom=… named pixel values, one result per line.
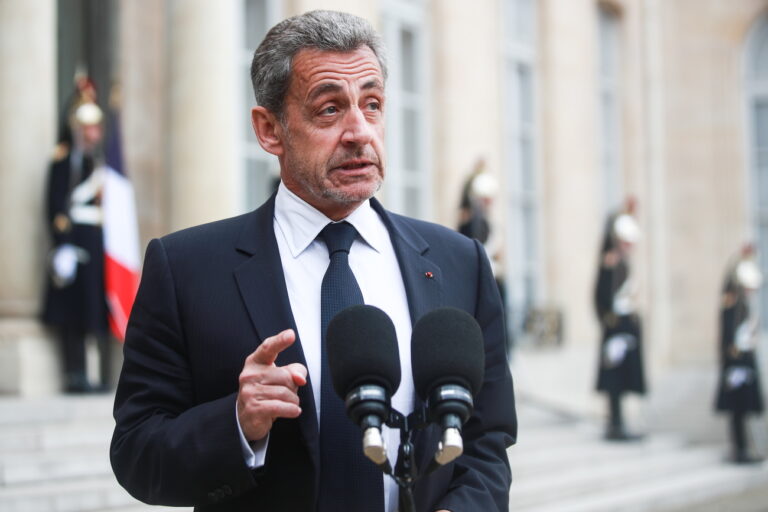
left=366, top=101, right=381, bottom=111
left=321, top=106, right=338, bottom=115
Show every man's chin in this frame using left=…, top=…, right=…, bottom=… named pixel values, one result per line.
left=323, top=179, right=381, bottom=204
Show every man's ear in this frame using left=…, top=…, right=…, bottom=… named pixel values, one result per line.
left=251, top=106, right=285, bottom=156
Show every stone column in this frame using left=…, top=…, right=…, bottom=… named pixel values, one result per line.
left=539, top=0, right=602, bottom=348
left=119, top=0, right=170, bottom=245
left=0, top=0, right=59, bottom=395
left=430, top=0, right=503, bottom=228
left=167, top=0, right=241, bottom=231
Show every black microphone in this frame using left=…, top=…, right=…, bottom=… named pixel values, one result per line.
left=327, top=305, right=402, bottom=466
left=411, top=307, right=485, bottom=465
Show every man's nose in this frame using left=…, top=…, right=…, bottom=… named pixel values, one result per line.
left=340, top=106, right=373, bottom=146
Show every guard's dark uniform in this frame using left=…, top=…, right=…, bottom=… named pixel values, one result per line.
left=594, top=240, right=646, bottom=395
left=594, top=209, right=646, bottom=439
left=41, top=145, right=109, bottom=391
left=714, top=255, right=764, bottom=462
left=457, top=168, right=509, bottom=353
left=715, top=286, right=764, bottom=413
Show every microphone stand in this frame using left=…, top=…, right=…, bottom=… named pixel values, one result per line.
left=384, top=407, right=429, bottom=512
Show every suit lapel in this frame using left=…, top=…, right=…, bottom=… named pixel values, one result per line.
left=371, top=199, right=443, bottom=324
left=371, top=199, right=444, bottom=470
left=233, top=194, right=320, bottom=471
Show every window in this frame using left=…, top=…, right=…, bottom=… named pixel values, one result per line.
left=746, top=14, right=768, bottom=324
left=502, top=0, right=539, bottom=340
left=380, top=0, right=431, bottom=219
left=240, top=0, right=281, bottom=212
left=597, top=4, right=623, bottom=215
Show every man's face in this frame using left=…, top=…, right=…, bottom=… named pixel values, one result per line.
left=75, top=123, right=103, bottom=154
left=276, top=46, right=386, bottom=219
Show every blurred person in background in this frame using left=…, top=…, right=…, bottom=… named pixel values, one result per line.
left=458, top=158, right=509, bottom=351
left=458, top=158, right=494, bottom=246
left=41, top=78, right=110, bottom=393
left=594, top=196, right=646, bottom=440
left=715, top=244, right=765, bottom=464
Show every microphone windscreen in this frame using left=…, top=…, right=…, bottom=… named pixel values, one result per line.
left=411, top=307, right=485, bottom=399
left=327, top=305, right=402, bottom=398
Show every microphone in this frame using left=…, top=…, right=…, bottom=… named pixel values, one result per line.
left=411, top=308, right=485, bottom=466
left=327, top=305, right=402, bottom=466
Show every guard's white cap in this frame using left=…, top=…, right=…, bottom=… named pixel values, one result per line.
left=74, top=102, right=103, bottom=126
left=613, top=213, right=641, bottom=244
left=471, top=172, right=498, bottom=199
left=736, top=259, right=763, bottom=290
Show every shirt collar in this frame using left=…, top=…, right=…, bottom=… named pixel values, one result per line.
left=274, top=181, right=387, bottom=258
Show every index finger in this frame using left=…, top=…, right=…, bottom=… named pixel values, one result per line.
left=251, top=329, right=296, bottom=365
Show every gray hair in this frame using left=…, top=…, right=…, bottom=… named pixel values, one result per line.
left=250, top=10, right=388, bottom=119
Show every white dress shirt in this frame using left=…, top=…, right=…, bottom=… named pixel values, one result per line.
left=240, top=182, right=414, bottom=512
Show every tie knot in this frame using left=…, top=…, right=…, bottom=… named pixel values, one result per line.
left=320, top=221, right=358, bottom=255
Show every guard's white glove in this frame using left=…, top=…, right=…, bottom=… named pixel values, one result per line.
left=726, top=366, right=750, bottom=390
left=51, top=244, right=89, bottom=288
left=604, top=334, right=635, bottom=367
left=53, top=244, right=79, bottom=284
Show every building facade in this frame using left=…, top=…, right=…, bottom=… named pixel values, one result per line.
left=1, top=0, right=767, bottom=444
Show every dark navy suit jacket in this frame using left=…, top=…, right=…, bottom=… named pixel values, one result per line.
left=111, top=194, right=517, bottom=511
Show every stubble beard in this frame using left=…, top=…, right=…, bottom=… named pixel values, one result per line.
left=319, top=171, right=383, bottom=204
left=285, top=144, right=383, bottom=206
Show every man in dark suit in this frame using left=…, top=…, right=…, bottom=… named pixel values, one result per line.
left=111, top=10, right=516, bottom=512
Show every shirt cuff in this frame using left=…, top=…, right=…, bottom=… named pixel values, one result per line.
left=236, top=404, right=269, bottom=468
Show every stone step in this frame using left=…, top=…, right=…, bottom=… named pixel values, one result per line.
left=515, top=457, right=768, bottom=512
left=509, top=400, right=768, bottom=511
left=0, top=476, right=138, bottom=512
left=515, top=421, right=599, bottom=451
left=511, top=442, right=725, bottom=509
left=0, top=447, right=111, bottom=485
left=511, top=433, right=685, bottom=478
left=0, top=395, right=114, bottom=427
left=0, top=420, right=114, bottom=454
left=658, top=476, right=768, bottom=512
left=513, top=400, right=580, bottom=429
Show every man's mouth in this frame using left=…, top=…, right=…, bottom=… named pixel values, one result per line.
left=335, top=160, right=373, bottom=171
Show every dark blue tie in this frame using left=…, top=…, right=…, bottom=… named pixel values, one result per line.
left=317, top=222, right=384, bottom=512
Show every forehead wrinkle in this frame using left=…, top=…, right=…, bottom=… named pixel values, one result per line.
left=288, top=48, right=385, bottom=111
left=302, top=66, right=383, bottom=89
left=294, top=49, right=381, bottom=72
left=293, top=49, right=382, bottom=79
left=305, top=76, right=384, bottom=104
left=307, top=82, right=343, bottom=103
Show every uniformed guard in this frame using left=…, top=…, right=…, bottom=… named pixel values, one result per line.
left=41, top=85, right=110, bottom=393
left=458, top=158, right=510, bottom=353
left=458, top=158, right=494, bottom=245
left=714, top=244, right=765, bottom=463
left=594, top=197, right=646, bottom=440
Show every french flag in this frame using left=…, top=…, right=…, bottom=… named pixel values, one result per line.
left=102, top=112, right=140, bottom=341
